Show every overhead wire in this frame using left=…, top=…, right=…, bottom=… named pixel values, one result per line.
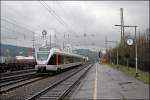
left=1, top=18, right=34, bottom=34
left=42, top=1, right=75, bottom=34
left=1, top=7, right=41, bottom=44
left=39, top=0, right=77, bottom=35
left=1, top=19, right=34, bottom=41
left=39, top=0, right=65, bottom=26
left=43, top=1, right=66, bottom=26
left=54, top=1, right=93, bottom=47
left=55, top=1, right=80, bottom=36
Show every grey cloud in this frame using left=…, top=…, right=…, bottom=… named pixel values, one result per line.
left=1, top=1, right=149, bottom=50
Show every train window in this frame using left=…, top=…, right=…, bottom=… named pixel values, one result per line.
left=73, top=57, right=77, bottom=62
left=37, top=52, right=49, bottom=61
left=64, top=56, right=73, bottom=64
left=73, top=57, right=81, bottom=62
left=48, top=54, right=82, bottom=65
left=69, top=56, right=74, bottom=63
left=74, top=57, right=80, bottom=62
left=64, top=56, right=69, bottom=64
left=59, top=55, right=64, bottom=64
left=64, top=56, right=71, bottom=64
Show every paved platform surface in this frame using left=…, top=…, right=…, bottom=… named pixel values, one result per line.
left=69, top=63, right=149, bottom=99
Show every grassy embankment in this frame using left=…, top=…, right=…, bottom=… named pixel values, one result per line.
left=109, top=64, right=150, bottom=84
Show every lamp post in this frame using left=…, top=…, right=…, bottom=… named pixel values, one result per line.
left=115, top=25, right=138, bottom=76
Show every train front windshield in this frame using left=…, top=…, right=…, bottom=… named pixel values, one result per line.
left=37, top=52, right=49, bottom=61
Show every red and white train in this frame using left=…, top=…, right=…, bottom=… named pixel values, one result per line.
left=35, top=47, right=88, bottom=72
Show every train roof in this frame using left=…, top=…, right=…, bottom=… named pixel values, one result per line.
left=50, top=48, right=84, bottom=58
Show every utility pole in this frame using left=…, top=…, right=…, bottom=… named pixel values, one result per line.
left=49, top=33, right=51, bottom=49
left=135, top=26, right=138, bottom=76
left=115, top=42, right=119, bottom=65
left=63, top=34, right=65, bottom=50
left=32, top=32, right=35, bottom=57
left=68, top=34, right=69, bottom=44
left=109, top=48, right=112, bottom=64
left=120, top=8, right=123, bottom=45
left=121, top=8, right=125, bottom=46
left=116, top=8, right=125, bottom=46
left=54, top=33, right=56, bottom=47
left=105, top=36, right=108, bottom=63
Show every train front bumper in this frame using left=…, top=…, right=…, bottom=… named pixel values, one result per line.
left=35, top=65, right=58, bottom=72
left=35, top=65, right=46, bottom=72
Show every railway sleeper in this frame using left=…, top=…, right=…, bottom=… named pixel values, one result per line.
left=37, top=65, right=92, bottom=100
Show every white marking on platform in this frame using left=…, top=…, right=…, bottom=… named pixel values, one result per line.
left=93, top=63, right=97, bottom=99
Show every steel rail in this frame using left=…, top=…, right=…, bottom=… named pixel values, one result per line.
left=0, top=74, right=38, bottom=88
left=0, top=77, right=45, bottom=94
left=58, top=64, right=93, bottom=100
left=0, top=69, right=35, bottom=77
left=27, top=64, right=93, bottom=100
left=0, top=72, right=36, bottom=83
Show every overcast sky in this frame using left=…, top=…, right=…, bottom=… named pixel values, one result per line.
left=1, top=1, right=149, bottom=51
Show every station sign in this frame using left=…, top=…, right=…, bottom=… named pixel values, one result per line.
left=39, top=47, right=49, bottom=51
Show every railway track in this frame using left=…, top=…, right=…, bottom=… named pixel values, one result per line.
left=28, top=64, right=93, bottom=100
left=0, top=77, right=45, bottom=94
left=0, top=71, right=37, bottom=83
left=0, top=69, right=35, bottom=77
left=0, top=69, right=38, bottom=93
left=0, top=64, right=93, bottom=100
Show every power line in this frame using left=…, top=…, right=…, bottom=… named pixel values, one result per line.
left=1, top=23, right=33, bottom=41
left=1, top=6, right=36, bottom=30
left=1, top=18, right=34, bottom=34
left=42, top=1, right=75, bottom=34
left=39, top=0, right=77, bottom=35
left=55, top=2, right=79, bottom=36
left=1, top=19, right=35, bottom=45
left=39, top=1, right=65, bottom=26
left=43, top=1, right=67, bottom=26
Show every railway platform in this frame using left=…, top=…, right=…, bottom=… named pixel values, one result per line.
left=69, top=63, right=149, bottom=99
